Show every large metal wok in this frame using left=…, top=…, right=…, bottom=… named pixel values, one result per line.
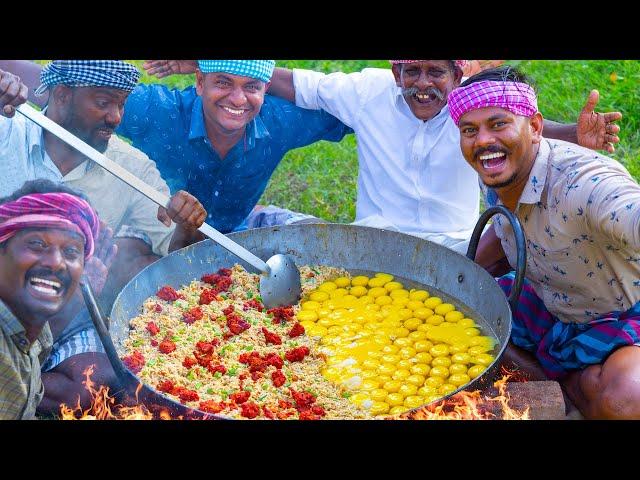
left=91, top=206, right=525, bottom=419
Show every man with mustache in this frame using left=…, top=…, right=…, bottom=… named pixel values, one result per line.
left=0, top=179, right=100, bottom=419
left=450, top=66, right=640, bottom=419
left=0, top=63, right=207, bottom=414
left=264, top=60, right=622, bottom=253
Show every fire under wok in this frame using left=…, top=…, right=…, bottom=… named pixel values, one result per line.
left=89, top=206, right=525, bottom=419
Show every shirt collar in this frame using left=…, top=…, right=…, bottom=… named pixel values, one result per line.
left=393, top=86, right=451, bottom=127
left=518, top=138, right=551, bottom=205
left=0, top=299, right=24, bottom=337
left=36, top=107, right=97, bottom=174
left=188, top=96, right=271, bottom=148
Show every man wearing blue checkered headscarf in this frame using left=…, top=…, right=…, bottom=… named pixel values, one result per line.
left=35, top=60, right=140, bottom=96
left=197, top=60, right=275, bottom=83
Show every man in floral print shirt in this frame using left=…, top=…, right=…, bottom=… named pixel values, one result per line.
left=451, top=65, right=640, bottom=419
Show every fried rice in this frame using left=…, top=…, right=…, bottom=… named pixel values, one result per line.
left=122, top=264, right=368, bottom=420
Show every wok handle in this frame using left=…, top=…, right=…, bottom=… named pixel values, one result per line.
left=79, top=278, right=133, bottom=384
left=466, top=206, right=526, bottom=314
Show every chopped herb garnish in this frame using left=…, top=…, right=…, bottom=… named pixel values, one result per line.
left=206, top=388, right=215, bottom=395
left=195, top=382, right=202, bottom=390
left=284, top=381, right=291, bottom=387
left=247, top=291, right=254, bottom=299
left=147, top=360, right=156, bottom=366
left=221, top=390, right=229, bottom=400
left=242, top=345, right=254, bottom=351
left=262, top=383, right=269, bottom=390
left=341, top=391, right=352, bottom=398
left=171, top=335, right=179, bottom=342
left=213, top=372, right=222, bottom=378
left=312, top=268, right=320, bottom=274
left=132, top=340, right=142, bottom=347
left=187, top=370, right=196, bottom=380
left=244, top=386, right=253, bottom=392
left=258, top=394, right=268, bottom=401
left=256, top=296, right=263, bottom=303
left=227, top=367, right=238, bottom=376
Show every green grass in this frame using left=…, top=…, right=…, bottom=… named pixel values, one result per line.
left=128, top=60, right=640, bottom=222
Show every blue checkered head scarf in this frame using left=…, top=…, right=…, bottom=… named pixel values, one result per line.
left=197, top=60, right=276, bottom=83
left=35, top=60, right=141, bottom=95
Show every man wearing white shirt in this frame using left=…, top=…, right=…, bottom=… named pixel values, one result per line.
left=268, top=60, right=622, bottom=253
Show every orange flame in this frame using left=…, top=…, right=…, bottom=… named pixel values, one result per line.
left=59, top=365, right=154, bottom=420
left=394, top=375, right=530, bottom=420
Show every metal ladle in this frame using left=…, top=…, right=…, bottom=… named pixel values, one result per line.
left=17, top=103, right=301, bottom=308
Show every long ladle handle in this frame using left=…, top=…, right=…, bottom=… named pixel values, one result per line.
left=16, top=103, right=270, bottom=275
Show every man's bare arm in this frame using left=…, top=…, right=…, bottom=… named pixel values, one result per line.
left=0, top=60, right=46, bottom=107
left=267, top=68, right=295, bottom=103
left=38, top=353, right=116, bottom=415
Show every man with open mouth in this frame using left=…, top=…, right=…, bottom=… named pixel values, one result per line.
left=265, top=60, right=622, bottom=254
left=0, top=179, right=100, bottom=419
left=451, top=65, right=640, bottom=419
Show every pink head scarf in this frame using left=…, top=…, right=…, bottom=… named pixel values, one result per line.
left=389, top=60, right=469, bottom=70
left=447, top=80, right=538, bottom=126
left=0, top=192, right=100, bottom=260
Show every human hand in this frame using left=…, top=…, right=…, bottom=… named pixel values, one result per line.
left=157, top=190, right=207, bottom=231
left=83, top=221, right=118, bottom=295
left=0, top=69, right=28, bottom=117
left=577, top=89, right=622, bottom=154
left=142, top=60, right=198, bottom=79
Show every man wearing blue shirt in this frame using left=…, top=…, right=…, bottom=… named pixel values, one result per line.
left=5, top=60, right=353, bottom=233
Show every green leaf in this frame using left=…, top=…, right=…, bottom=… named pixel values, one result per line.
left=214, top=372, right=222, bottom=378
left=206, top=388, right=215, bottom=395
left=341, top=391, right=352, bottom=398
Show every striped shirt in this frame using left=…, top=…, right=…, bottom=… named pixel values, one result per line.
left=0, top=300, right=53, bottom=419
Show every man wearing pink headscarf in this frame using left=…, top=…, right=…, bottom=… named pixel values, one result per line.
left=266, top=60, right=622, bottom=253
left=450, top=65, right=640, bottom=419
left=0, top=179, right=100, bottom=419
